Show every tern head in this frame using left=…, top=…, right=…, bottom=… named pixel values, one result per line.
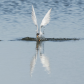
left=36, top=33, right=39, bottom=38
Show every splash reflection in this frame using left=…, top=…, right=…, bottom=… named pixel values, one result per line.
left=30, top=41, right=50, bottom=77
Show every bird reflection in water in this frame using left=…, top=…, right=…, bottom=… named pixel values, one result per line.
left=30, top=41, right=50, bottom=77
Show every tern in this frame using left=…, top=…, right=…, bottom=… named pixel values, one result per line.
left=32, top=5, right=52, bottom=41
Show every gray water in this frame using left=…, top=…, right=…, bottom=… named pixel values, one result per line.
left=0, top=0, right=84, bottom=84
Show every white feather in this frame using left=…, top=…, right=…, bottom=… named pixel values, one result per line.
left=32, top=5, right=38, bottom=27
left=40, top=8, right=52, bottom=28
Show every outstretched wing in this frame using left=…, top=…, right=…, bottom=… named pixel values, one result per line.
left=32, top=5, right=38, bottom=26
left=40, top=8, right=52, bottom=28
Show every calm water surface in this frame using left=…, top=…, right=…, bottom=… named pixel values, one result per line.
left=0, top=0, right=84, bottom=84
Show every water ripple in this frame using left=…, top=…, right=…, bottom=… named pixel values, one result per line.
left=0, top=0, right=84, bottom=40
